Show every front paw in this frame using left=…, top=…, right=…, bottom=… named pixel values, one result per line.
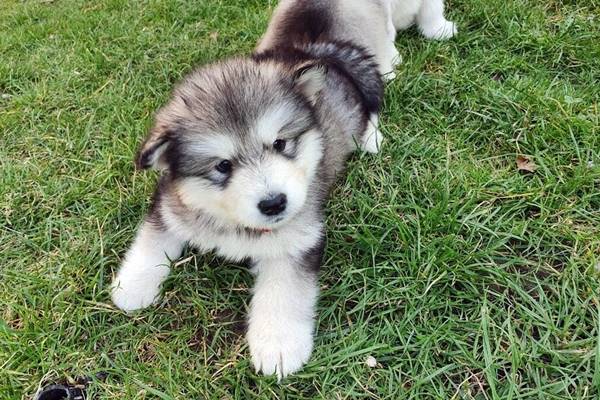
left=111, top=283, right=158, bottom=312
left=110, top=264, right=169, bottom=312
left=421, top=19, right=457, bottom=40
left=247, top=320, right=314, bottom=380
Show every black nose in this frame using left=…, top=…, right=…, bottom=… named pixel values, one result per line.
left=258, top=193, right=287, bottom=216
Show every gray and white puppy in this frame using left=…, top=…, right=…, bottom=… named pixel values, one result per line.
left=111, top=0, right=456, bottom=379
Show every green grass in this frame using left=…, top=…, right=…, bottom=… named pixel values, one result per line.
left=1, top=0, right=599, bottom=398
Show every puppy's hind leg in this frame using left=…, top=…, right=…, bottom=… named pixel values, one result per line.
left=380, top=44, right=402, bottom=82
left=416, top=0, right=457, bottom=40
left=111, top=219, right=185, bottom=312
left=359, top=113, right=384, bottom=154
left=380, top=1, right=402, bottom=81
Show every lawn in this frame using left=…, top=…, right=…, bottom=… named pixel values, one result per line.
left=1, top=0, right=599, bottom=398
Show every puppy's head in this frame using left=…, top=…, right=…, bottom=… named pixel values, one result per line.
left=138, top=58, right=326, bottom=230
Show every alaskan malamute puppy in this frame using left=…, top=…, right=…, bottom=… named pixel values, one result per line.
left=111, top=0, right=456, bottom=379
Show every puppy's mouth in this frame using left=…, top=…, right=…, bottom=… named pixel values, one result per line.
left=244, top=216, right=285, bottom=235
left=245, top=227, right=273, bottom=235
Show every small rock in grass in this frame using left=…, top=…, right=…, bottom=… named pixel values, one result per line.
left=366, top=355, right=377, bottom=368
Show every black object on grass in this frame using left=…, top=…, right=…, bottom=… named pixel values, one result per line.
left=33, top=384, right=85, bottom=400
left=34, top=373, right=108, bottom=400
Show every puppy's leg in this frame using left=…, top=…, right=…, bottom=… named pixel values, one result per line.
left=359, top=113, right=384, bottom=154
left=416, top=0, right=457, bottom=40
left=380, top=0, right=402, bottom=81
left=380, top=44, right=402, bottom=82
left=247, top=240, right=323, bottom=380
left=390, top=0, right=422, bottom=31
left=111, top=220, right=184, bottom=312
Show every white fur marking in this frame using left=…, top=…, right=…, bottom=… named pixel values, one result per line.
left=186, top=133, right=237, bottom=160
left=255, top=103, right=296, bottom=143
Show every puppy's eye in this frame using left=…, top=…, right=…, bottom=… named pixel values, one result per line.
left=215, top=160, right=232, bottom=174
left=273, top=139, right=286, bottom=152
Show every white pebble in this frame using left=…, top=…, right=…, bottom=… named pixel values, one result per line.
left=366, top=355, right=377, bottom=368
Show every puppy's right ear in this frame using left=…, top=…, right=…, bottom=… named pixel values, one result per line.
left=136, top=122, right=172, bottom=170
left=293, top=61, right=328, bottom=104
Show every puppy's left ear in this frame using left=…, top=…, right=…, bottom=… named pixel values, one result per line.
left=293, top=61, right=328, bottom=103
